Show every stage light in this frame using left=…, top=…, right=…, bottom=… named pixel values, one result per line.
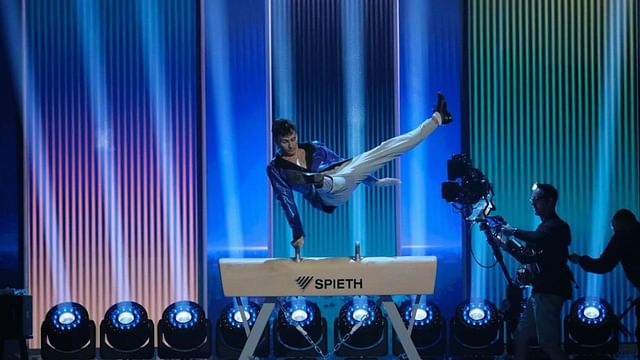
left=450, top=299, right=503, bottom=356
left=392, top=299, right=446, bottom=358
left=274, top=297, right=327, bottom=357
left=334, top=296, right=387, bottom=357
left=216, top=301, right=269, bottom=359
left=41, top=302, right=96, bottom=359
left=99, top=301, right=154, bottom=359
left=157, top=300, right=211, bottom=358
left=564, top=297, right=618, bottom=356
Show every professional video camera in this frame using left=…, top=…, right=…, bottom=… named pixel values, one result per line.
left=441, top=154, right=540, bottom=285
left=441, top=154, right=495, bottom=221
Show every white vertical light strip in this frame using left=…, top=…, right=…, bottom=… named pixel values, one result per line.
left=269, top=0, right=300, bottom=258
left=39, top=1, right=71, bottom=303
left=393, top=0, right=401, bottom=255
left=341, top=0, right=366, bottom=253
left=400, top=0, right=428, bottom=256
left=586, top=0, right=628, bottom=296
left=137, top=0, right=189, bottom=299
left=205, top=0, right=245, bottom=258
left=75, top=0, right=131, bottom=302
left=271, top=0, right=296, bottom=121
left=269, top=0, right=299, bottom=256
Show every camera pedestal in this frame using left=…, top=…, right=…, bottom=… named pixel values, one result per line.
left=480, top=223, right=525, bottom=354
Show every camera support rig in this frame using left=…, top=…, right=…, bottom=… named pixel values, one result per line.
left=441, top=154, right=525, bottom=351
left=478, top=218, right=525, bottom=349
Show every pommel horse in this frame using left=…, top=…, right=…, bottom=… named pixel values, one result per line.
left=219, top=250, right=437, bottom=360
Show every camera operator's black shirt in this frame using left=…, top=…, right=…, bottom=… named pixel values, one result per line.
left=578, top=222, right=640, bottom=289
left=514, top=213, right=573, bottom=299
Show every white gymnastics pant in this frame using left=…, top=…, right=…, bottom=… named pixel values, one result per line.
left=318, top=115, right=440, bottom=206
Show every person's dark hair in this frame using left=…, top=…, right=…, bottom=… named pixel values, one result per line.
left=536, top=183, right=558, bottom=203
left=612, top=209, right=637, bottom=224
left=272, top=118, right=296, bottom=140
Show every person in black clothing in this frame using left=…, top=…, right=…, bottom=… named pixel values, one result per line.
left=502, top=183, right=573, bottom=360
left=569, top=209, right=640, bottom=351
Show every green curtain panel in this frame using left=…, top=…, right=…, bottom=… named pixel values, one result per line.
left=468, top=0, right=639, bottom=340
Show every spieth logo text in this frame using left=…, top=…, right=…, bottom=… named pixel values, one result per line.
left=295, top=276, right=364, bottom=291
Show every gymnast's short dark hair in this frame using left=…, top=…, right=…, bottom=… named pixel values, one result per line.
left=272, top=118, right=297, bottom=140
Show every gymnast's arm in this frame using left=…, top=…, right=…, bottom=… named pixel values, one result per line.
left=267, top=164, right=305, bottom=241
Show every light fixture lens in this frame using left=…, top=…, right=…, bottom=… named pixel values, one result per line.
left=117, top=311, right=135, bottom=325
left=108, top=302, right=145, bottom=330
left=352, top=309, right=369, bottom=322
left=415, top=308, right=428, bottom=321
left=468, top=308, right=486, bottom=321
left=175, top=310, right=193, bottom=324
left=290, top=309, right=308, bottom=322
left=58, top=312, right=76, bottom=325
left=233, top=310, right=251, bottom=323
left=582, top=306, right=601, bottom=320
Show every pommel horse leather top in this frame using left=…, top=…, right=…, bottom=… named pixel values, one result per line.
left=219, top=256, right=437, bottom=297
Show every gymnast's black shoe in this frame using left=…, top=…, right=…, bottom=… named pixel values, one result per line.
left=286, top=170, right=324, bottom=186
left=434, top=92, right=453, bottom=125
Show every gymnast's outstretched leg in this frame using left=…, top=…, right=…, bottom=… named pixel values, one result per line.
left=315, top=93, right=453, bottom=206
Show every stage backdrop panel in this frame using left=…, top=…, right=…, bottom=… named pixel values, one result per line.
left=468, top=0, right=639, bottom=340
left=270, top=0, right=398, bottom=258
left=23, top=0, right=201, bottom=346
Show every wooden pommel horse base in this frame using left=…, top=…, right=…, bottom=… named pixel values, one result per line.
left=219, top=255, right=437, bottom=360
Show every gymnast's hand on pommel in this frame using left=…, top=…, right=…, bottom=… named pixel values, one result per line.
left=291, top=235, right=305, bottom=249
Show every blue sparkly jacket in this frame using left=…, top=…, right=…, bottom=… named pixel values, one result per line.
left=267, top=141, right=376, bottom=240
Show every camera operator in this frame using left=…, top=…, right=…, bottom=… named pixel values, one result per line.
left=502, top=183, right=573, bottom=360
left=569, top=209, right=640, bottom=351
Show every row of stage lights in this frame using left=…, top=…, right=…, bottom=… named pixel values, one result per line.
left=42, top=300, right=210, bottom=359
left=439, top=297, right=617, bottom=358
left=41, top=296, right=619, bottom=359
